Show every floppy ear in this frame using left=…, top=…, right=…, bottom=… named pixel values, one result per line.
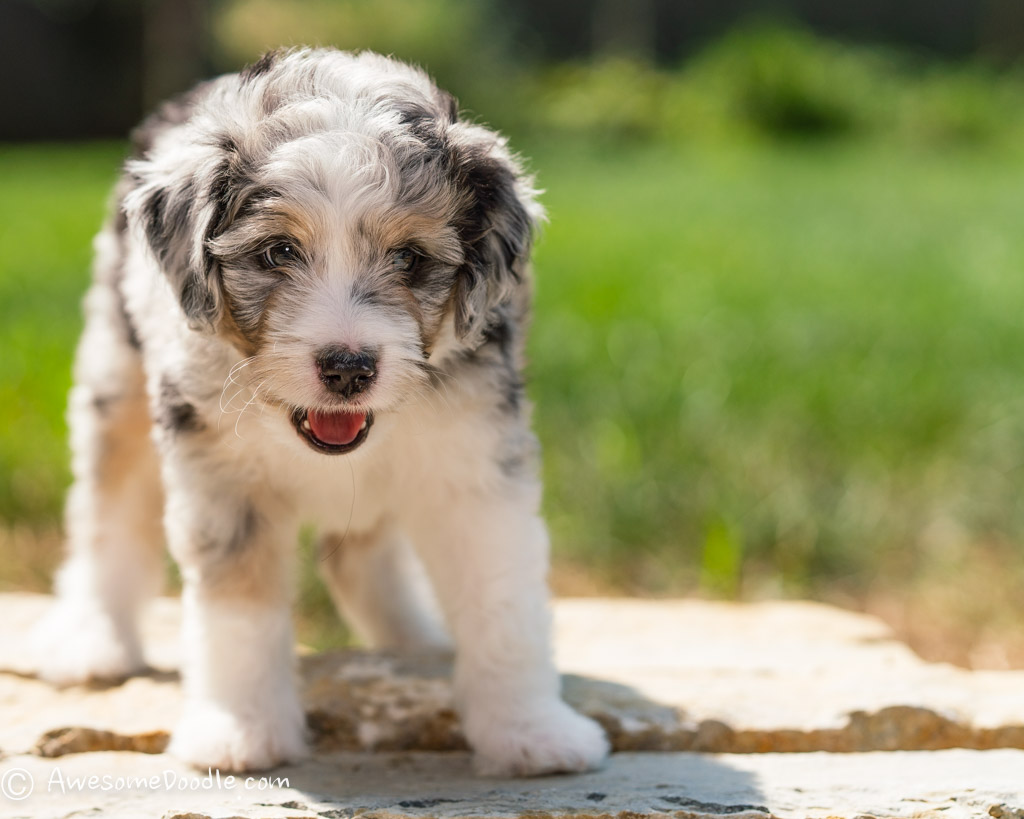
left=123, top=137, right=240, bottom=332
left=448, top=123, right=544, bottom=344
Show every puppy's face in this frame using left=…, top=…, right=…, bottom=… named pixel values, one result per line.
left=126, top=50, right=540, bottom=455
left=208, top=132, right=468, bottom=454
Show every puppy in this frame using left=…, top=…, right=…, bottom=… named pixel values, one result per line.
left=35, top=48, right=609, bottom=776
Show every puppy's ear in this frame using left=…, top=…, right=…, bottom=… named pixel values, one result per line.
left=123, top=137, right=242, bottom=332
left=449, top=123, right=544, bottom=344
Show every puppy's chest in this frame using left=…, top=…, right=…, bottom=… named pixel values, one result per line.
left=243, top=417, right=396, bottom=533
left=293, top=464, right=390, bottom=533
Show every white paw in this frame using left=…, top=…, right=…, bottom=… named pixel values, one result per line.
left=465, top=699, right=610, bottom=777
left=170, top=699, right=308, bottom=772
left=33, top=602, right=145, bottom=686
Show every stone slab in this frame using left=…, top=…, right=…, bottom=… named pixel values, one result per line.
left=2, top=594, right=1024, bottom=756
left=1, top=749, right=1022, bottom=819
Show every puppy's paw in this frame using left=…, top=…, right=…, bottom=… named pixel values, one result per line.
left=170, top=700, right=308, bottom=772
left=466, top=699, right=609, bottom=777
left=33, top=603, right=144, bottom=686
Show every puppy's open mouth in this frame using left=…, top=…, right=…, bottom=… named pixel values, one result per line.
left=290, top=407, right=373, bottom=454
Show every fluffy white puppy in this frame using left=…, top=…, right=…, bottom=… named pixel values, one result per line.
left=35, top=48, right=609, bottom=776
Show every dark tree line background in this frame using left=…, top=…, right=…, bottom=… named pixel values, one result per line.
left=1, top=0, right=1022, bottom=140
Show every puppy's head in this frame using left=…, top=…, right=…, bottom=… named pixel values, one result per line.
left=124, top=48, right=541, bottom=455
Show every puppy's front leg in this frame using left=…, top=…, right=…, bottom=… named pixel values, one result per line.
left=406, top=467, right=609, bottom=776
left=162, top=455, right=306, bottom=771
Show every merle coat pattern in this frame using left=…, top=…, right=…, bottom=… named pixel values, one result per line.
left=35, top=48, right=609, bottom=776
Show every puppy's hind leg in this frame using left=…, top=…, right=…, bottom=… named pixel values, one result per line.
left=36, top=273, right=165, bottom=684
left=318, top=523, right=450, bottom=650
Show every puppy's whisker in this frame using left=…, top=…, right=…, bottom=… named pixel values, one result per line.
left=217, top=381, right=258, bottom=433
left=219, top=356, right=258, bottom=414
left=414, top=362, right=457, bottom=415
left=416, top=359, right=457, bottom=390
left=220, top=384, right=250, bottom=415
left=228, top=356, right=257, bottom=378
left=224, top=356, right=257, bottom=386
left=418, top=380, right=454, bottom=419
left=233, top=380, right=267, bottom=440
left=319, top=458, right=356, bottom=564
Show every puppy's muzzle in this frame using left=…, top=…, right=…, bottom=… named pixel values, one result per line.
left=318, top=348, right=376, bottom=399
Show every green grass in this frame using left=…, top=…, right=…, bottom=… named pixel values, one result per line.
left=523, top=137, right=1024, bottom=598
left=3, top=136, right=1024, bottom=620
left=0, top=143, right=126, bottom=524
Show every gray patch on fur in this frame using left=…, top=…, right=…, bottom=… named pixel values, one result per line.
left=197, top=502, right=259, bottom=560
left=156, top=377, right=205, bottom=434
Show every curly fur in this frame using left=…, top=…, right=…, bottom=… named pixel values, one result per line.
left=35, top=48, right=609, bottom=776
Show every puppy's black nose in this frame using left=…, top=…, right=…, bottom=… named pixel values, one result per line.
left=317, top=348, right=377, bottom=398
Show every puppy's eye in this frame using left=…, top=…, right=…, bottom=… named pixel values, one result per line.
left=262, top=242, right=299, bottom=269
left=391, top=247, right=421, bottom=276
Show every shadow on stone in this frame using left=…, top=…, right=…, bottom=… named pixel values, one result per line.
left=269, top=751, right=771, bottom=818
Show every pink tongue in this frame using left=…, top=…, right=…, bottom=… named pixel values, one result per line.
left=307, top=409, right=366, bottom=446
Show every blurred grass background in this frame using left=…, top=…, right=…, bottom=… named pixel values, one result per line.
left=3, top=1, right=1024, bottom=667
